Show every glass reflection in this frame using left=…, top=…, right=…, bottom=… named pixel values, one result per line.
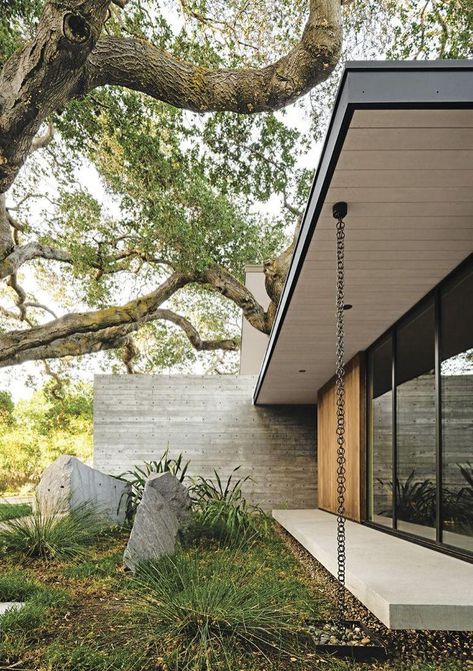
left=441, top=266, right=473, bottom=552
left=396, top=301, right=436, bottom=540
left=369, top=337, right=393, bottom=527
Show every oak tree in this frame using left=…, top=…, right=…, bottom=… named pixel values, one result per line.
left=0, top=0, right=470, bottom=375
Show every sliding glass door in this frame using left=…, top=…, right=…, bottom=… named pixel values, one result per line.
left=368, top=257, right=473, bottom=557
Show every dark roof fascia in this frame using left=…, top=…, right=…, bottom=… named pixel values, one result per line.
left=252, top=59, right=473, bottom=405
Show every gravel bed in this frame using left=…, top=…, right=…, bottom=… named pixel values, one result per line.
left=276, top=524, right=473, bottom=667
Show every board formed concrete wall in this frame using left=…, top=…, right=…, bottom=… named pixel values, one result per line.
left=93, top=375, right=316, bottom=510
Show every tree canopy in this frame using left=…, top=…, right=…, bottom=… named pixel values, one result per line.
left=0, top=0, right=471, bottom=384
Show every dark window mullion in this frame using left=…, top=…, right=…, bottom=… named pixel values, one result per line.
left=392, top=330, right=397, bottom=530
left=435, top=290, right=443, bottom=544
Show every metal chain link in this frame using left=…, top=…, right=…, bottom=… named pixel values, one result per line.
left=335, top=216, right=347, bottom=626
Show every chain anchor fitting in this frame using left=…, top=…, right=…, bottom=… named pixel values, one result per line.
left=333, top=201, right=348, bottom=220
left=333, top=201, right=348, bottom=628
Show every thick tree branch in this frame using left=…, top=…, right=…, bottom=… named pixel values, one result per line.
left=0, top=0, right=343, bottom=194
left=0, top=271, right=194, bottom=366
left=0, top=0, right=112, bottom=194
left=0, top=195, right=14, bottom=260
left=85, top=0, right=342, bottom=113
left=155, top=309, right=240, bottom=351
left=7, top=272, right=28, bottom=321
left=0, top=263, right=265, bottom=366
left=0, top=298, right=240, bottom=368
left=0, top=242, right=72, bottom=279
left=200, top=266, right=271, bottom=334
left=0, top=325, right=133, bottom=367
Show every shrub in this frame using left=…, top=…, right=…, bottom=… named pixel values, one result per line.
left=191, top=467, right=267, bottom=541
left=118, top=448, right=190, bottom=522
left=133, top=549, right=306, bottom=670
left=0, top=503, right=104, bottom=560
left=0, top=383, right=93, bottom=495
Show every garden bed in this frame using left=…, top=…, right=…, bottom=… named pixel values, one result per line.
left=0, top=517, right=471, bottom=671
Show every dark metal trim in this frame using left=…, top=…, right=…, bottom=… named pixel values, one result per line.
left=363, top=521, right=473, bottom=565
left=434, top=291, right=442, bottom=544
left=345, top=59, right=473, bottom=71
left=253, top=61, right=473, bottom=405
left=252, top=78, right=354, bottom=404
left=392, top=330, right=397, bottom=530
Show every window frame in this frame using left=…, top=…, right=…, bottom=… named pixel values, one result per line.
left=365, top=253, right=473, bottom=563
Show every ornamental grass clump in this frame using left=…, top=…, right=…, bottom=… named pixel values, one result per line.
left=0, top=503, right=103, bottom=560
left=191, top=467, right=268, bottom=541
left=118, top=449, right=190, bottom=523
left=133, top=550, right=305, bottom=670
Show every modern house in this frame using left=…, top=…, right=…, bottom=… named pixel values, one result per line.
left=94, top=60, right=473, bottom=631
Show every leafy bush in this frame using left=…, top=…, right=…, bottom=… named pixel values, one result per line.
left=192, top=467, right=267, bottom=541
left=0, top=383, right=92, bottom=494
left=0, top=503, right=103, bottom=560
left=118, top=449, right=190, bottom=522
left=395, top=471, right=437, bottom=525
left=458, top=461, right=473, bottom=499
left=133, top=548, right=306, bottom=670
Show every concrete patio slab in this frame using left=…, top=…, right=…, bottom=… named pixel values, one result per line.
left=273, top=509, right=473, bottom=631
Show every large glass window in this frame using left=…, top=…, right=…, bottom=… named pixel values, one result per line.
left=396, top=301, right=436, bottom=540
left=368, top=337, right=393, bottom=527
left=368, top=256, right=473, bottom=557
left=441, top=266, right=473, bottom=552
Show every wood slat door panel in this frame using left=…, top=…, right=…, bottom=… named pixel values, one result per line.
left=317, top=353, right=365, bottom=522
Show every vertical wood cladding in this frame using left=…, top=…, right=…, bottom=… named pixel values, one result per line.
left=317, top=353, right=366, bottom=522
left=93, top=375, right=316, bottom=511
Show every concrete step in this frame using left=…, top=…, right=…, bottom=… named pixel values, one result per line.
left=273, top=508, right=473, bottom=631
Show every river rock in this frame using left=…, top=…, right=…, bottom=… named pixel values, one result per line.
left=35, top=455, right=129, bottom=525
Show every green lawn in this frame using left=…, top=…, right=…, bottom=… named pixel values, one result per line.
left=0, top=501, right=32, bottom=522
left=0, top=522, right=470, bottom=671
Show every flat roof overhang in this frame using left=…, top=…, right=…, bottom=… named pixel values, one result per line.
left=254, top=60, right=473, bottom=406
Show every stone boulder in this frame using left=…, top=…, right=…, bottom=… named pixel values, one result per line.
left=150, top=471, right=192, bottom=522
left=123, top=472, right=192, bottom=572
left=35, top=455, right=130, bottom=525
